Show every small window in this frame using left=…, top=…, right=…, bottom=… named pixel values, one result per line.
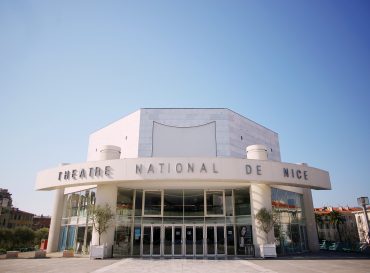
left=206, top=191, right=224, bottom=215
left=135, top=190, right=143, bottom=216
left=234, top=188, right=251, bottom=215
left=144, top=191, right=162, bottom=216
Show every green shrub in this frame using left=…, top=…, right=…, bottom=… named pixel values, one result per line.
left=34, top=228, right=49, bottom=246
left=0, top=228, right=14, bottom=250
left=13, top=227, right=35, bottom=249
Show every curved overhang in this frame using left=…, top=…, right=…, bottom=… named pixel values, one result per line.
left=35, top=157, right=331, bottom=191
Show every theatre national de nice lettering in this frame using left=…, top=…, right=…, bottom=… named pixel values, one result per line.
left=56, top=162, right=309, bottom=182
left=36, top=108, right=330, bottom=258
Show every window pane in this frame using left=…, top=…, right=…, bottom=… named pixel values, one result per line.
left=117, top=189, right=134, bottom=217
left=70, top=193, right=80, bottom=217
left=135, top=190, right=142, bottom=216
left=114, top=225, right=132, bottom=256
left=271, top=187, right=306, bottom=255
left=271, top=188, right=305, bottom=224
left=234, top=188, right=250, bottom=216
left=144, top=191, right=162, bottom=215
left=184, top=190, right=204, bottom=216
left=79, top=191, right=88, bottom=217
left=225, top=190, right=233, bottom=216
left=132, top=226, right=141, bottom=255
left=206, top=191, right=223, bottom=215
left=164, top=190, right=183, bottom=216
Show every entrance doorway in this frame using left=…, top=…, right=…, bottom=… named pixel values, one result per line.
left=206, top=226, right=225, bottom=256
left=141, top=225, right=210, bottom=257
left=185, top=225, right=204, bottom=256
left=142, top=225, right=161, bottom=256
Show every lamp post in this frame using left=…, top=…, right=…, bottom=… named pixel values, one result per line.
left=357, top=197, right=370, bottom=242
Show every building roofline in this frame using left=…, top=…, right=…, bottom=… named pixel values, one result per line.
left=11, top=208, right=35, bottom=215
left=90, top=108, right=278, bottom=135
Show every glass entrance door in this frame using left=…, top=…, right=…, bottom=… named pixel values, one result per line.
left=217, top=226, right=225, bottom=255
left=226, top=225, right=235, bottom=255
left=195, top=226, right=204, bottom=256
left=142, top=225, right=161, bottom=256
left=142, top=226, right=151, bottom=256
left=174, top=226, right=182, bottom=256
left=185, top=226, right=194, bottom=256
left=206, top=226, right=225, bottom=256
left=164, top=226, right=173, bottom=256
left=206, top=226, right=215, bottom=255
left=152, top=226, right=161, bottom=256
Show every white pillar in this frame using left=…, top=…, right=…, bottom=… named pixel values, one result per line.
left=247, top=144, right=273, bottom=257
left=91, top=145, right=120, bottom=256
left=303, top=188, right=320, bottom=252
left=46, top=188, right=65, bottom=253
left=47, top=163, right=69, bottom=253
left=250, top=184, right=274, bottom=257
left=91, top=184, right=117, bottom=254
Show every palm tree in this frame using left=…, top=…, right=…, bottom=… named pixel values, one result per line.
left=329, top=210, right=345, bottom=242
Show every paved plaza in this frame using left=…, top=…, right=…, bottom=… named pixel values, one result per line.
left=0, top=252, right=369, bottom=273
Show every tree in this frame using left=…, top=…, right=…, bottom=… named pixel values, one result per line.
left=90, top=203, right=114, bottom=245
left=255, top=208, right=276, bottom=243
left=13, top=227, right=35, bottom=248
left=0, top=228, right=13, bottom=250
left=329, top=210, right=345, bottom=242
left=34, top=228, right=49, bottom=246
left=314, top=213, right=324, bottom=240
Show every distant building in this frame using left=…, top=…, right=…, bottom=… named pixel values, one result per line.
left=1, top=188, right=36, bottom=229
left=33, top=215, right=51, bottom=230
left=7, top=208, right=34, bottom=229
left=0, top=188, right=13, bottom=228
left=314, top=206, right=360, bottom=245
left=353, top=206, right=370, bottom=243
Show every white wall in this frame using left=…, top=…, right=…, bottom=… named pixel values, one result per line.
left=86, top=108, right=280, bottom=160
left=87, top=110, right=141, bottom=161
left=138, top=108, right=281, bottom=159
left=227, top=110, right=281, bottom=161
left=152, top=121, right=216, bottom=157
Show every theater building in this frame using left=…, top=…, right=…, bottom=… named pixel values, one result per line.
left=35, top=108, right=331, bottom=257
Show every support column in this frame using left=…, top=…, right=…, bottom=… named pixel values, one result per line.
left=91, top=145, right=120, bottom=256
left=246, top=144, right=274, bottom=257
left=91, top=184, right=117, bottom=255
left=46, top=188, right=65, bottom=253
left=250, top=184, right=274, bottom=257
left=303, top=188, right=320, bottom=252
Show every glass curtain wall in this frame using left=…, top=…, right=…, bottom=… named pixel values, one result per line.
left=113, top=187, right=252, bottom=257
left=271, top=188, right=308, bottom=255
left=114, top=189, right=134, bottom=256
left=59, top=188, right=96, bottom=253
left=234, top=188, right=253, bottom=256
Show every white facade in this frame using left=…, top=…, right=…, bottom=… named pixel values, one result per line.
left=87, top=108, right=281, bottom=161
left=354, top=209, right=370, bottom=243
left=36, top=108, right=331, bottom=257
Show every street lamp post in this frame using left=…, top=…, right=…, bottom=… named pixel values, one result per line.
left=357, top=197, right=370, bottom=243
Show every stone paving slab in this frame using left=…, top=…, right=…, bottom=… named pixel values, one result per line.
left=0, top=252, right=369, bottom=273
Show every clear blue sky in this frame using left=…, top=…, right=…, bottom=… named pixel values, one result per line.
left=0, top=1, right=369, bottom=215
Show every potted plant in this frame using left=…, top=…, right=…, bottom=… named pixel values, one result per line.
left=34, top=245, right=46, bottom=258
left=255, top=207, right=277, bottom=258
left=89, top=203, right=114, bottom=259
left=63, top=247, right=75, bottom=257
